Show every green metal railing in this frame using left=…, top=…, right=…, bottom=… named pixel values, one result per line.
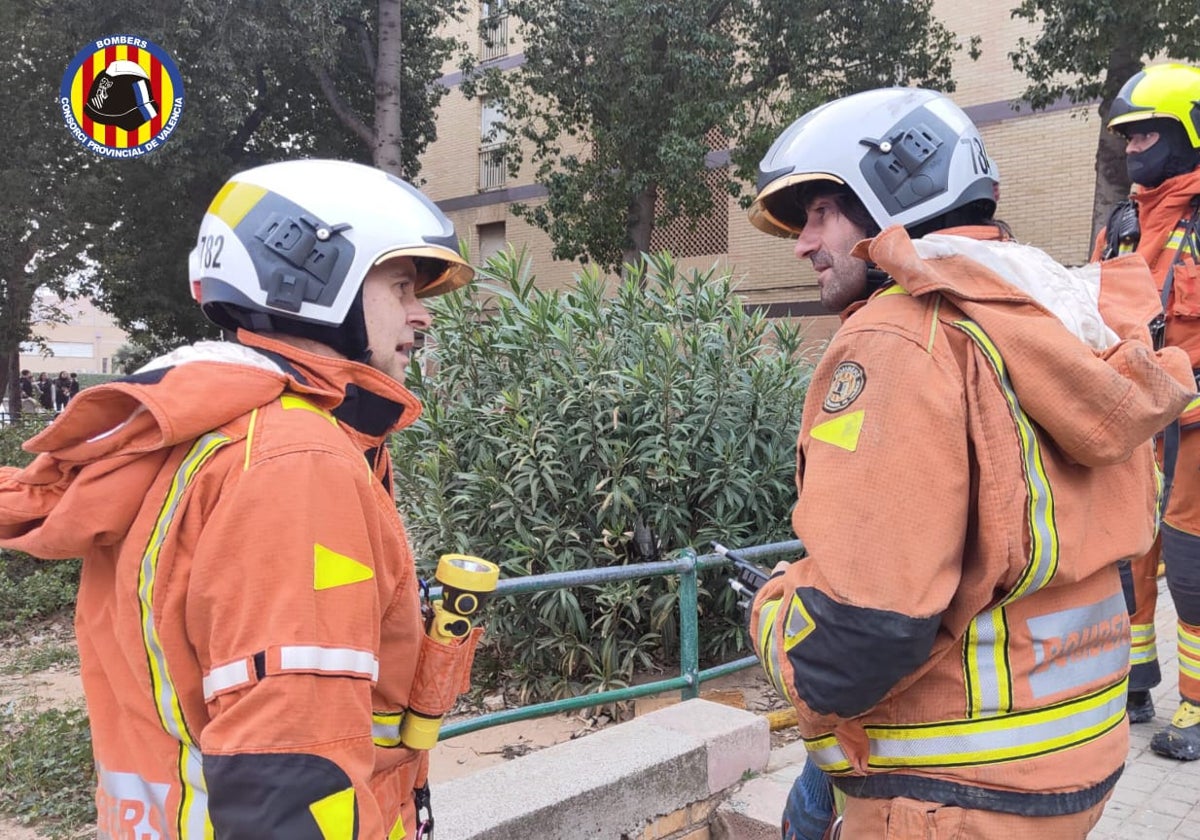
left=437, top=539, right=803, bottom=740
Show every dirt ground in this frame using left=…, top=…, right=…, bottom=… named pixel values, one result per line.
left=0, top=618, right=795, bottom=837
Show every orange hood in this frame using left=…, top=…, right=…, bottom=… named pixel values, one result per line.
left=858, top=226, right=1195, bottom=466
left=0, top=332, right=421, bottom=559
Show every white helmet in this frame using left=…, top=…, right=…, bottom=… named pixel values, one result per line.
left=749, top=88, right=999, bottom=238
left=190, top=159, right=474, bottom=359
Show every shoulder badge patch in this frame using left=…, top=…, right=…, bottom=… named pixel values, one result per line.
left=823, top=361, right=866, bottom=413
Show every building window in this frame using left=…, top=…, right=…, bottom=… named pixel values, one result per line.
left=480, top=0, right=508, bottom=62
left=478, top=221, right=507, bottom=263
left=479, top=99, right=507, bottom=192
left=650, top=128, right=730, bottom=259
left=102, top=357, right=109, bottom=374
left=36, top=341, right=95, bottom=358
left=649, top=165, right=730, bottom=259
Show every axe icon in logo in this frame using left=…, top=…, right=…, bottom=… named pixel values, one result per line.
left=83, top=60, right=159, bottom=131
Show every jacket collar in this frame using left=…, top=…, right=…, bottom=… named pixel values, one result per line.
left=1132, top=167, right=1200, bottom=215
left=235, top=330, right=422, bottom=441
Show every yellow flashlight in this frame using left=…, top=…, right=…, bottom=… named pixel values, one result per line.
left=399, top=553, right=500, bottom=750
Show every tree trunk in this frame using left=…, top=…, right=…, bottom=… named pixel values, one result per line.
left=374, top=0, right=405, bottom=175
left=1089, top=48, right=1143, bottom=252
left=623, top=182, right=658, bottom=280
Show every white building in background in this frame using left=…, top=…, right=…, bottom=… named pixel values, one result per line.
left=20, top=293, right=128, bottom=375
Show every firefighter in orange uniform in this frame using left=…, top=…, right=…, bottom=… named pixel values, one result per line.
left=1093, top=63, right=1200, bottom=761
left=748, top=88, right=1195, bottom=838
left=0, top=160, right=480, bottom=839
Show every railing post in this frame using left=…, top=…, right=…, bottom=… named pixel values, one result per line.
left=678, top=548, right=700, bottom=700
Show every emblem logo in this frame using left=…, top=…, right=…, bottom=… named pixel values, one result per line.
left=60, top=35, right=185, bottom=159
left=822, top=361, right=866, bottom=413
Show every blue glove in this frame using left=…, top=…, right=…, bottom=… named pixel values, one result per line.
left=782, top=758, right=834, bottom=840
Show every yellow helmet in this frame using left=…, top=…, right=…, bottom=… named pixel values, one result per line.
left=1107, top=63, right=1200, bottom=149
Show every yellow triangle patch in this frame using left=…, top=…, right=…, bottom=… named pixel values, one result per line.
left=308, top=787, right=356, bottom=840
left=314, top=544, right=374, bottom=591
left=810, top=410, right=864, bottom=452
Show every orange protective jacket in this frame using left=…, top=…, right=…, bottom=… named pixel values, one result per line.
left=0, top=331, right=478, bottom=840
left=751, top=226, right=1194, bottom=815
left=1093, top=168, right=1200, bottom=370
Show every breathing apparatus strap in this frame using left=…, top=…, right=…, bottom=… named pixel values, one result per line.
left=1102, top=199, right=1139, bottom=260
left=1154, top=199, right=1200, bottom=349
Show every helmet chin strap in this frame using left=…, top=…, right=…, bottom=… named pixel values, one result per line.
left=252, top=286, right=373, bottom=362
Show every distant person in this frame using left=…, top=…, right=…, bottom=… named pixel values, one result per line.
left=68, top=372, right=80, bottom=399
left=36, top=373, right=52, bottom=411
left=18, top=370, right=33, bottom=399
left=54, top=371, right=71, bottom=411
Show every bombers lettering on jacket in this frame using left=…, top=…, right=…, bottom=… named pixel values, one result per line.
left=752, top=226, right=1195, bottom=816
left=0, top=330, right=479, bottom=840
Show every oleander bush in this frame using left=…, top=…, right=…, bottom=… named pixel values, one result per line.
left=393, top=249, right=815, bottom=702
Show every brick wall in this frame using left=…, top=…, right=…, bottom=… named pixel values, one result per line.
left=420, top=2, right=1128, bottom=300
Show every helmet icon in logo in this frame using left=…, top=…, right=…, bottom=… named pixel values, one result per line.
left=83, top=60, right=160, bottom=131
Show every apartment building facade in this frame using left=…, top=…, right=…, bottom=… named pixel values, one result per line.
left=20, top=292, right=129, bottom=376
left=420, top=2, right=1111, bottom=339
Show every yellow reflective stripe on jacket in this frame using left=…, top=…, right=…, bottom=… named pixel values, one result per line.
left=964, top=607, right=1013, bottom=715
left=955, top=319, right=1060, bottom=716
left=140, top=431, right=231, bottom=839
left=372, top=711, right=405, bottom=748
left=865, top=678, right=1126, bottom=769
left=955, top=320, right=1059, bottom=603
left=1130, top=623, right=1158, bottom=666
left=807, top=678, right=1126, bottom=774
left=1166, top=225, right=1186, bottom=254
left=804, top=733, right=852, bottom=774
left=281, top=393, right=338, bottom=423
left=1180, top=625, right=1200, bottom=681
left=756, top=598, right=789, bottom=700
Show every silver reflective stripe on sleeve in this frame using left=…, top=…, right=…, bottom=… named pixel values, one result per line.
left=278, top=645, right=380, bottom=681
left=202, top=657, right=254, bottom=702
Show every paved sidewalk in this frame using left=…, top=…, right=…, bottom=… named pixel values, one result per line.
left=1090, top=576, right=1200, bottom=839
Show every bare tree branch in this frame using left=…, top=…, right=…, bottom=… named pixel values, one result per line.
left=313, top=64, right=376, bottom=149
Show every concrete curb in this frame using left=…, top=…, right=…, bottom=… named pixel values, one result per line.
left=433, top=698, right=770, bottom=839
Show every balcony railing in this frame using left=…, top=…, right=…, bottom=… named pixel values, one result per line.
left=479, top=143, right=507, bottom=192
left=480, top=13, right=508, bottom=62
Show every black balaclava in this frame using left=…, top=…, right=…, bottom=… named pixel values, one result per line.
left=1126, top=118, right=1200, bottom=188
